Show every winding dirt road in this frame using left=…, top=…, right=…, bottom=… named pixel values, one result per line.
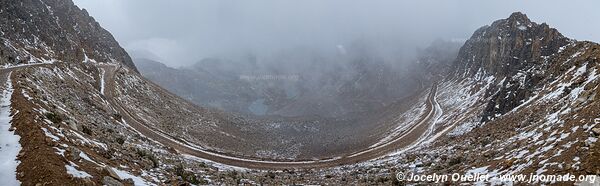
left=1, top=63, right=442, bottom=169
left=99, top=64, right=442, bottom=169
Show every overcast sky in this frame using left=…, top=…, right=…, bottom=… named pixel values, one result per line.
left=73, top=0, right=600, bottom=67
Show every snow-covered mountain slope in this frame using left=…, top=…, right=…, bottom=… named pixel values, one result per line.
left=0, top=0, right=136, bottom=71
left=340, top=12, right=600, bottom=185
left=1, top=1, right=598, bottom=184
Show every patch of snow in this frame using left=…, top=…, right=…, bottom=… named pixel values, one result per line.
left=515, top=150, right=529, bottom=159
left=81, top=49, right=97, bottom=63
left=53, top=147, right=65, bottom=156
left=70, top=131, right=108, bottom=150
left=567, top=51, right=583, bottom=62
left=574, top=63, right=587, bottom=77
left=65, top=162, right=92, bottom=178
left=540, top=144, right=554, bottom=153
left=79, top=151, right=101, bottom=165
left=41, top=127, right=60, bottom=141
left=586, top=137, right=598, bottom=144
left=511, top=94, right=538, bottom=112
left=569, top=87, right=584, bottom=100
left=99, top=68, right=105, bottom=95
left=21, top=89, right=33, bottom=100
left=448, top=122, right=477, bottom=136
left=558, top=132, right=569, bottom=141
left=112, top=167, right=156, bottom=186
left=182, top=154, right=249, bottom=172
left=585, top=69, right=598, bottom=85
left=543, top=83, right=569, bottom=100
left=517, top=130, right=538, bottom=141
left=571, top=126, right=580, bottom=132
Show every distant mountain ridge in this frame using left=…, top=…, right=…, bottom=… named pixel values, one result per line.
left=134, top=40, right=461, bottom=118
left=134, top=58, right=258, bottom=114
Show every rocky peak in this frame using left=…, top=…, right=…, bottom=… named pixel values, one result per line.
left=448, top=12, right=587, bottom=122
left=505, top=12, right=532, bottom=26
left=450, top=12, right=571, bottom=80
left=0, top=0, right=137, bottom=71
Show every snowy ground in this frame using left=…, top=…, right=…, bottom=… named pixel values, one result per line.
left=0, top=72, right=21, bottom=185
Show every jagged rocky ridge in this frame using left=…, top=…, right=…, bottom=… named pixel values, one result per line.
left=0, top=0, right=136, bottom=71
left=450, top=12, right=576, bottom=122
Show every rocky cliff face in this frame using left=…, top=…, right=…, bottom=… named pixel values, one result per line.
left=0, top=0, right=137, bottom=71
left=385, top=12, right=600, bottom=182
left=452, top=12, right=570, bottom=79
left=449, top=12, right=589, bottom=121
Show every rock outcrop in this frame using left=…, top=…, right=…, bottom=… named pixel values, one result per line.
left=449, top=12, right=599, bottom=121
left=451, top=12, right=570, bottom=79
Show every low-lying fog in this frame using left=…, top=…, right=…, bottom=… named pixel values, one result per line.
left=73, top=0, right=600, bottom=118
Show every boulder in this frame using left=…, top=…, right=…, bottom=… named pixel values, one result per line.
left=102, top=176, right=123, bottom=186
left=69, top=147, right=81, bottom=161
left=592, top=128, right=600, bottom=136
left=123, top=178, right=135, bottom=185
left=103, top=166, right=121, bottom=180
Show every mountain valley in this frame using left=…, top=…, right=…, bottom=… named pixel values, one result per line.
left=0, top=1, right=598, bottom=185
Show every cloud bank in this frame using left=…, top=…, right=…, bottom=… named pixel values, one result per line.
left=74, top=0, right=600, bottom=67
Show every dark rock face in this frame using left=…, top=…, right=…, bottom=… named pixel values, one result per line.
left=452, top=12, right=570, bottom=79
left=0, top=0, right=137, bottom=71
left=449, top=12, right=594, bottom=122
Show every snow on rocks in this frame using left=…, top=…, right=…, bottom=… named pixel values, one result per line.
left=41, top=127, right=60, bottom=141
left=65, top=162, right=92, bottom=178
left=111, top=167, right=156, bottom=186
left=447, top=122, right=477, bottom=136
left=53, top=147, right=66, bottom=156
left=79, top=151, right=102, bottom=166
left=82, top=49, right=97, bottom=64
left=182, top=154, right=249, bottom=172
left=99, top=68, right=105, bottom=95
